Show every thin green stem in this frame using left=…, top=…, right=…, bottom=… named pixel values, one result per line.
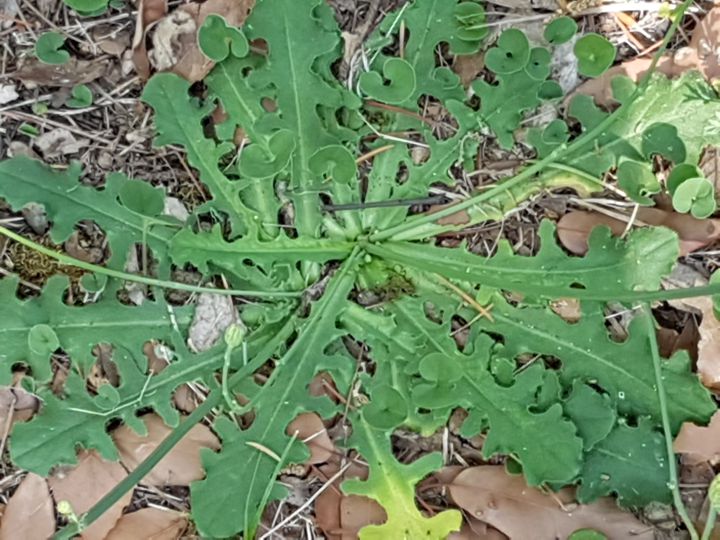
left=644, top=303, right=698, bottom=540
left=0, top=225, right=300, bottom=298
left=701, top=507, right=717, bottom=540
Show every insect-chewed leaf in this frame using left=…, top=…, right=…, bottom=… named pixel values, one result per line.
left=365, top=221, right=679, bottom=299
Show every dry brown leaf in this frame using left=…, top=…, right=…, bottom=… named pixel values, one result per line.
left=448, top=516, right=508, bottom=540
left=575, top=7, right=720, bottom=105
left=131, top=0, right=168, bottom=79
left=557, top=209, right=720, bottom=256
left=447, top=466, right=653, bottom=539
left=314, top=461, right=385, bottom=540
left=113, top=413, right=219, bottom=486
left=147, top=0, right=254, bottom=83
left=675, top=410, right=720, bottom=465
left=0, top=385, right=38, bottom=439
left=15, top=57, right=108, bottom=88
left=49, top=450, right=132, bottom=540
left=453, top=51, right=485, bottom=88
left=0, top=473, right=55, bottom=540
left=287, top=412, right=335, bottom=465
left=106, top=507, right=188, bottom=540
left=678, top=295, right=720, bottom=390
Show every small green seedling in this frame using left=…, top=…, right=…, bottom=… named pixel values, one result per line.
left=617, top=159, right=661, bottom=205
left=666, top=163, right=703, bottom=194
left=35, top=32, right=70, bottom=65
left=526, top=47, right=552, bottom=80
left=672, top=176, right=717, bottom=218
left=485, top=28, right=531, bottom=74
left=198, top=14, right=250, bottom=62
left=359, top=57, right=416, bottom=104
left=454, top=2, right=488, bottom=42
left=568, top=530, right=607, bottom=540
left=18, top=123, right=39, bottom=136
left=642, top=122, right=686, bottom=163
left=64, top=0, right=108, bottom=15
left=66, top=85, right=93, bottom=109
left=544, top=16, right=578, bottom=45
left=117, top=177, right=165, bottom=217
left=574, top=33, right=616, bottom=77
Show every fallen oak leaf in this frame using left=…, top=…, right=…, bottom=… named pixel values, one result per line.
left=112, top=413, right=219, bottom=486
left=0, top=473, right=54, bottom=540
left=287, top=412, right=336, bottom=465
left=557, top=208, right=720, bottom=256
left=48, top=450, right=133, bottom=540
left=106, top=507, right=188, bottom=540
left=447, top=466, right=653, bottom=539
left=675, top=410, right=720, bottom=465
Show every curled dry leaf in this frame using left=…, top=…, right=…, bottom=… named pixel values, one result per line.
left=447, top=466, right=653, bottom=539
left=675, top=410, right=720, bottom=465
left=448, top=516, right=508, bottom=540
left=112, top=413, right=220, bottom=486
left=146, top=0, right=254, bottom=82
left=14, top=57, right=107, bottom=88
left=49, top=450, right=133, bottom=540
left=557, top=209, right=720, bottom=257
left=33, top=128, right=88, bottom=159
left=0, top=473, right=54, bottom=540
left=287, top=412, right=335, bottom=465
left=106, top=507, right=188, bottom=540
left=576, top=7, right=720, bottom=105
left=131, top=0, right=169, bottom=79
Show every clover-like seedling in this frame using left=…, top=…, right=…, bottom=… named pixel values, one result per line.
left=66, top=84, right=93, bottom=109
left=574, top=33, right=616, bottom=77
left=666, top=163, right=703, bottom=195
left=198, top=14, right=249, bottom=62
left=28, top=324, right=60, bottom=356
left=672, top=176, right=717, bottom=218
left=239, top=129, right=296, bottom=178
left=538, top=80, right=563, bottom=99
left=542, top=119, right=570, bottom=144
left=568, top=530, right=607, bottom=540
left=617, top=159, right=661, bottom=205
left=362, top=385, right=408, bottom=430
left=642, top=122, right=686, bottom=163
left=525, top=47, right=551, bottom=81
left=118, top=177, right=165, bottom=217
left=544, top=16, right=578, bottom=45
left=35, top=32, right=70, bottom=65
left=485, top=28, right=531, bottom=74
left=359, top=57, right=416, bottom=104
left=64, top=0, right=108, bottom=14
left=454, top=2, right=488, bottom=42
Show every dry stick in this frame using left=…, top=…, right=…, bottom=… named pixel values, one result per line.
left=644, top=303, right=698, bottom=540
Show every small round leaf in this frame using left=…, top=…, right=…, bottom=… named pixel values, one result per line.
left=538, top=80, right=563, bottom=100
left=198, top=14, right=249, bottom=62
left=485, top=29, right=531, bottom=74
left=362, top=385, right=407, bottom=430
left=574, top=33, right=616, bottom=77
left=454, top=2, right=488, bottom=42
left=642, top=122, right=686, bottom=163
left=542, top=119, right=570, bottom=144
left=35, top=32, right=70, bottom=65
left=28, top=324, right=60, bottom=355
left=419, top=353, right=463, bottom=384
left=525, top=47, right=551, bottom=81
left=118, top=179, right=165, bottom=217
left=65, top=0, right=108, bottom=13
left=666, top=163, right=703, bottom=195
left=617, top=160, right=660, bottom=205
left=544, top=16, right=578, bottom=45
left=94, top=384, right=121, bottom=411
left=239, top=129, right=296, bottom=178
left=568, top=530, right=607, bottom=540
left=672, top=177, right=717, bottom=219
left=66, top=84, right=93, bottom=109
left=359, top=57, right=416, bottom=104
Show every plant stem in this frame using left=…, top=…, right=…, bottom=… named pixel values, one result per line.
left=0, top=225, right=300, bottom=298
left=702, top=507, right=717, bottom=540
left=644, top=303, right=698, bottom=540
